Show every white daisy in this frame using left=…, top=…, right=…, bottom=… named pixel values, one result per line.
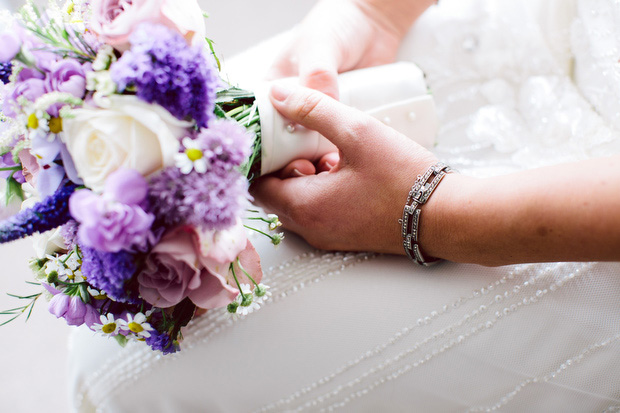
left=24, top=109, right=50, bottom=140
left=44, top=256, right=62, bottom=276
left=174, top=137, right=208, bottom=174
left=87, top=287, right=106, bottom=300
left=254, top=284, right=272, bottom=305
left=120, top=313, right=154, bottom=339
left=236, top=283, right=261, bottom=315
left=92, top=313, right=121, bottom=336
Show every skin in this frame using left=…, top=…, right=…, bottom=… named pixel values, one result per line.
left=250, top=0, right=620, bottom=266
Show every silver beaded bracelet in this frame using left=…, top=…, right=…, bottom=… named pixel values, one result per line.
left=399, top=162, right=453, bottom=266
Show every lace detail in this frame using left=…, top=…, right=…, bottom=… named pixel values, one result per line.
left=399, top=0, right=620, bottom=178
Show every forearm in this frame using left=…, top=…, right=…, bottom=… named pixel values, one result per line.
left=353, top=0, right=436, bottom=39
left=424, top=155, right=620, bottom=266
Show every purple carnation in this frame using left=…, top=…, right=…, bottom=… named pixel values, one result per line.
left=69, top=169, right=155, bottom=253
left=0, top=62, right=12, bottom=84
left=80, top=246, right=138, bottom=302
left=110, top=23, right=219, bottom=128
left=0, top=31, right=21, bottom=63
left=148, top=166, right=250, bottom=231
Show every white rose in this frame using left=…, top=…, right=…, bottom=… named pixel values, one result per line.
left=32, top=228, right=66, bottom=259
left=63, top=95, right=191, bottom=192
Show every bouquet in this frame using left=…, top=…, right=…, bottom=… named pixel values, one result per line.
left=0, top=0, right=438, bottom=354
left=0, top=0, right=282, bottom=354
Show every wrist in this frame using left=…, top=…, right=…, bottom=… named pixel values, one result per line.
left=417, top=173, right=479, bottom=263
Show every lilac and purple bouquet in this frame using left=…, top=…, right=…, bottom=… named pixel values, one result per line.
left=0, top=0, right=281, bottom=354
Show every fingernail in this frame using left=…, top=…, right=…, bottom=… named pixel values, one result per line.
left=324, top=161, right=334, bottom=170
left=270, top=82, right=294, bottom=102
left=292, top=168, right=306, bottom=177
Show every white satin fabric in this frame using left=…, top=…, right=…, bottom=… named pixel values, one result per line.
left=69, top=1, right=620, bottom=411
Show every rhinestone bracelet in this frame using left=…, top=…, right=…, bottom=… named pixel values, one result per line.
left=399, top=162, right=453, bottom=266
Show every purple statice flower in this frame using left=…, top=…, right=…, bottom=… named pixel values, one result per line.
left=148, top=165, right=250, bottom=231
left=0, top=150, right=25, bottom=183
left=0, top=183, right=76, bottom=243
left=145, top=330, right=178, bottom=354
left=44, top=283, right=100, bottom=327
left=0, top=62, right=12, bottom=84
left=195, top=119, right=254, bottom=172
left=69, top=169, right=155, bottom=253
left=110, top=23, right=219, bottom=128
left=80, top=246, right=138, bottom=303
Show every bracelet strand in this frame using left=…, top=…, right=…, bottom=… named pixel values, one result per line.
left=400, top=162, right=453, bottom=266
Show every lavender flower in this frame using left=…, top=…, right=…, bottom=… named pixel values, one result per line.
left=145, top=330, right=178, bottom=354
left=79, top=246, right=138, bottom=302
left=70, top=169, right=154, bottom=253
left=110, top=23, right=219, bottom=128
left=195, top=119, right=254, bottom=171
left=0, top=184, right=76, bottom=243
left=0, top=62, right=12, bottom=84
left=148, top=166, right=250, bottom=231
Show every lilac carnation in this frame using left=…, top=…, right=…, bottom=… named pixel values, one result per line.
left=69, top=169, right=155, bottom=253
left=110, top=23, right=219, bottom=128
left=80, top=246, right=138, bottom=302
left=148, top=166, right=250, bottom=231
left=0, top=62, right=12, bottom=84
left=0, top=31, right=21, bottom=63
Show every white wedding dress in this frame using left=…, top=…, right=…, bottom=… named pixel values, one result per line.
left=69, top=0, right=620, bottom=411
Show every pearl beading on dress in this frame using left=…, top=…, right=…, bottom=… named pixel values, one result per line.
left=74, top=250, right=377, bottom=411
left=255, top=262, right=596, bottom=412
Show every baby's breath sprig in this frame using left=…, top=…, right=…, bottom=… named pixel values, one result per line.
left=18, top=1, right=96, bottom=62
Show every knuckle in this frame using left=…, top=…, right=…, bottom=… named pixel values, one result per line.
left=293, top=91, right=322, bottom=123
left=337, top=116, right=374, bottom=142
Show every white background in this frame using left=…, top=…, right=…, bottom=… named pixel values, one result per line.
left=0, top=0, right=315, bottom=411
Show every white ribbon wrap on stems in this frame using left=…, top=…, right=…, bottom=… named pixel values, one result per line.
left=255, top=62, right=439, bottom=175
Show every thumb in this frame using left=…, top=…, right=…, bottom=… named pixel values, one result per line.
left=269, top=82, right=383, bottom=154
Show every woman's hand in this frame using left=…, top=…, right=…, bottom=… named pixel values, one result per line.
left=267, top=0, right=436, bottom=178
left=251, top=82, right=441, bottom=254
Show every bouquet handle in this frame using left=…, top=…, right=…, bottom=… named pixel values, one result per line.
left=255, top=62, right=439, bottom=176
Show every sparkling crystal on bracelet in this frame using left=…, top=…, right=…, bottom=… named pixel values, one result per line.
left=399, top=162, right=453, bottom=266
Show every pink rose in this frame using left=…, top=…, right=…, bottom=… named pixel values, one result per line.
left=89, top=0, right=206, bottom=50
left=138, top=225, right=258, bottom=309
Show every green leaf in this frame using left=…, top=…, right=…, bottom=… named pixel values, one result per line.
left=5, top=177, right=24, bottom=206
left=170, top=297, right=196, bottom=340
left=114, top=334, right=128, bottom=347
